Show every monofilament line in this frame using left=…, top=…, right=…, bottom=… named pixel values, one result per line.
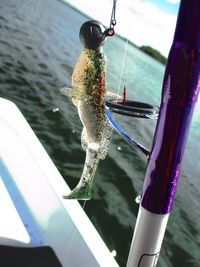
left=65, top=200, right=87, bottom=263
left=116, top=38, right=129, bottom=102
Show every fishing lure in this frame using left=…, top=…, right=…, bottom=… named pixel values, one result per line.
left=60, top=21, right=113, bottom=200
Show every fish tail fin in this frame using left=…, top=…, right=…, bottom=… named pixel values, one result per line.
left=63, top=144, right=100, bottom=200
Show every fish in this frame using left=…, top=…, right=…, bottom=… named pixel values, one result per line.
left=60, top=20, right=113, bottom=200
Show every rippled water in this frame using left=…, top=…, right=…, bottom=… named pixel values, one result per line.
left=0, top=0, right=200, bottom=266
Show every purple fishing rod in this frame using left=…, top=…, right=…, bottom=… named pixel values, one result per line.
left=127, top=0, right=200, bottom=266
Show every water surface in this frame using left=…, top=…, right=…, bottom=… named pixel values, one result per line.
left=0, top=0, right=200, bottom=266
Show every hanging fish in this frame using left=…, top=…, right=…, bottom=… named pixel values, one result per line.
left=60, top=20, right=113, bottom=200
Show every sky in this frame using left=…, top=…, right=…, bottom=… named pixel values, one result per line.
left=64, top=0, right=180, bottom=56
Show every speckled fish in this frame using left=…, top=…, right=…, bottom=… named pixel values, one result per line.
left=60, top=21, right=113, bottom=200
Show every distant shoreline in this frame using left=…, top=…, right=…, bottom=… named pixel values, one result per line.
left=116, top=34, right=167, bottom=65
left=139, top=45, right=167, bottom=65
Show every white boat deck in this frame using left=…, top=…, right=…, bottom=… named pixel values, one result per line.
left=0, top=98, right=119, bottom=267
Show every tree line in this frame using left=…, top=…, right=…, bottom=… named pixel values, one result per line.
left=140, top=45, right=167, bottom=65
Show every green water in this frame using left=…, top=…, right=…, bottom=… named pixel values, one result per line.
left=0, top=0, right=200, bottom=266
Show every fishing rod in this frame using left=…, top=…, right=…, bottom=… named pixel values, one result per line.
left=106, top=0, right=200, bottom=266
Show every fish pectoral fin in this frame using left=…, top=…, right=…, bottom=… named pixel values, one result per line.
left=60, top=87, right=90, bottom=100
left=106, top=91, right=122, bottom=99
left=60, top=87, right=77, bottom=97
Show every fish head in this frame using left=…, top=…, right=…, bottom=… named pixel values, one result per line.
left=79, top=20, right=107, bottom=50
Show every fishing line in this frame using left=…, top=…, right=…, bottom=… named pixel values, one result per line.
left=109, top=0, right=130, bottom=102
left=110, top=0, right=117, bottom=29
left=116, top=38, right=129, bottom=102
left=65, top=200, right=87, bottom=262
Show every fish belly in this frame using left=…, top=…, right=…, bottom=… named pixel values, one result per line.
left=78, top=100, right=105, bottom=144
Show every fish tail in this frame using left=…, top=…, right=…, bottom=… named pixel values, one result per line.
left=63, top=145, right=100, bottom=200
